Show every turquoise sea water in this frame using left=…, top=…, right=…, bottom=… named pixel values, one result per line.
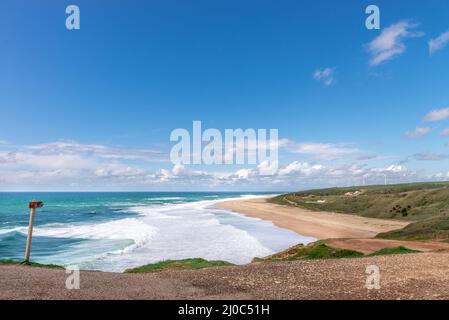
left=0, top=192, right=315, bottom=272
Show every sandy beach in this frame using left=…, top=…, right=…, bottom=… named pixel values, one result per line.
left=217, top=197, right=409, bottom=239
left=217, top=197, right=449, bottom=254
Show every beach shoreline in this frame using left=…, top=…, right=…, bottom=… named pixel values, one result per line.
left=216, top=196, right=409, bottom=240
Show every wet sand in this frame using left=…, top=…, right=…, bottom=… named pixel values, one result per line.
left=217, top=197, right=409, bottom=239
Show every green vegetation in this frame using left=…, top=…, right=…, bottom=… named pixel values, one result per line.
left=253, top=242, right=364, bottom=262
left=1, top=245, right=421, bottom=273
left=377, top=216, right=449, bottom=241
left=271, top=182, right=449, bottom=221
left=368, top=246, right=419, bottom=256
left=0, top=259, right=22, bottom=265
left=125, top=258, right=233, bottom=273
left=0, top=259, right=63, bottom=269
left=271, top=182, right=449, bottom=241
left=254, top=242, right=419, bottom=263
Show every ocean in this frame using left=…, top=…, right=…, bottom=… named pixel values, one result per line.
left=0, top=192, right=315, bottom=272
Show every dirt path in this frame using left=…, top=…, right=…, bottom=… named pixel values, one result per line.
left=2, top=252, right=449, bottom=300
left=217, top=197, right=409, bottom=239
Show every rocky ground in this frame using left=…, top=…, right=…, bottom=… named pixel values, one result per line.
left=1, top=251, right=449, bottom=300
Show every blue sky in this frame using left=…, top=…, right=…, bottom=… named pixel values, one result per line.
left=1, top=0, right=449, bottom=191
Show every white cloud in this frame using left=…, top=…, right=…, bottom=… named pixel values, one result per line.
left=278, top=161, right=324, bottom=176
left=159, top=161, right=415, bottom=187
left=0, top=141, right=168, bottom=189
left=288, top=142, right=362, bottom=160
left=24, top=141, right=167, bottom=162
left=366, top=21, right=423, bottom=66
left=151, top=164, right=215, bottom=184
left=235, top=168, right=252, bottom=179
left=0, top=140, right=438, bottom=190
left=423, top=107, right=449, bottom=122
left=441, top=128, right=449, bottom=136
left=404, top=127, right=430, bottom=139
left=356, top=154, right=377, bottom=161
left=0, top=150, right=96, bottom=169
left=429, top=30, right=449, bottom=54
left=414, top=152, right=448, bottom=161
left=0, top=152, right=17, bottom=164
left=257, top=160, right=279, bottom=176
left=384, top=164, right=407, bottom=173
left=95, top=165, right=147, bottom=178
left=313, top=67, right=335, bottom=86
left=222, top=137, right=287, bottom=165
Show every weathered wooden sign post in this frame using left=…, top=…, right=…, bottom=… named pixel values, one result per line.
left=24, top=200, right=44, bottom=263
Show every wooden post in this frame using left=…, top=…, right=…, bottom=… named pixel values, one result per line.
left=24, top=200, right=44, bottom=263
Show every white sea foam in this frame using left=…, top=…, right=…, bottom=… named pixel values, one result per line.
left=25, top=218, right=158, bottom=249
left=128, top=206, right=181, bottom=219
left=86, top=195, right=315, bottom=272
left=0, top=227, right=22, bottom=235
left=3, top=195, right=315, bottom=272
left=147, top=197, right=185, bottom=201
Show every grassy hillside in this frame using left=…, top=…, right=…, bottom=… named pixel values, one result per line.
left=253, top=242, right=363, bottom=262
left=0, top=259, right=63, bottom=269
left=271, top=182, right=449, bottom=241
left=271, top=182, right=449, bottom=221
left=253, top=242, right=418, bottom=263
left=125, top=258, right=233, bottom=273
left=377, top=217, right=449, bottom=241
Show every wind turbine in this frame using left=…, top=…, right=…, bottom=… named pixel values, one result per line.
left=363, top=174, right=370, bottom=186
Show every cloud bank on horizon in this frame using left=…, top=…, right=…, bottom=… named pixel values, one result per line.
left=1, top=127, right=449, bottom=191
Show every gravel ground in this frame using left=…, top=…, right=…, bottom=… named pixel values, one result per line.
left=1, top=252, right=449, bottom=300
